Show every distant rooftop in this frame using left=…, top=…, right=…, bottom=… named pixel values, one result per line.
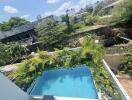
left=0, top=15, right=61, bottom=40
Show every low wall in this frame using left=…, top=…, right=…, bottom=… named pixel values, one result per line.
left=106, top=44, right=132, bottom=54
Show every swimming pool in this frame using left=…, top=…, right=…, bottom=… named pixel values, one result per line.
left=29, top=65, right=98, bottom=99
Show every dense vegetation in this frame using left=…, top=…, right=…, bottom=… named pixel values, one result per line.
left=98, top=0, right=132, bottom=25
left=119, top=50, right=132, bottom=77
left=13, top=36, right=120, bottom=98
left=0, top=42, right=28, bottom=67
left=36, top=18, right=67, bottom=46
left=0, top=0, right=131, bottom=99
left=111, top=0, right=132, bottom=23
left=61, top=14, right=75, bottom=33
left=36, top=13, right=99, bottom=48
left=0, top=17, right=29, bottom=32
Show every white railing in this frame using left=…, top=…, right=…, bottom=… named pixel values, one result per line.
left=102, top=59, right=131, bottom=100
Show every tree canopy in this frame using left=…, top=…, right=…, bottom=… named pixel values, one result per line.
left=36, top=18, right=66, bottom=45
left=61, top=14, right=75, bottom=34
left=0, top=17, right=29, bottom=32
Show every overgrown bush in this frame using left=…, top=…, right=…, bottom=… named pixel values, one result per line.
left=96, top=0, right=132, bottom=25
left=73, top=21, right=85, bottom=30
left=120, top=49, right=132, bottom=76
left=36, top=18, right=67, bottom=46
left=15, top=57, right=44, bottom=90
left=100, top=0, right=132, bottom=25
left=111, top=0, right=132, bottom=23
left=83, top=15, right=98, bottom=26
left=0, top=42, right=28, bottom=67
left=0, top=43, right=11, bottom=66
left=96, top=16, right=112, bottom=25
left=61, top=14, right=75, bottom=34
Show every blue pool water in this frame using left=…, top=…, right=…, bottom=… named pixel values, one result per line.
left=30, top=65, right=98, bottom=99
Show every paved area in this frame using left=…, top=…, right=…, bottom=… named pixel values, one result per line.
left=118, top=78, right=132, bottom=99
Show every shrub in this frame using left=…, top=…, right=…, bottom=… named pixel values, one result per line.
left=0, top=43, right=11, bottom=66
left=96, top=0, right=132, bottom=25
left=83, top=15, right=98, bottom=26
left=96, top=16, right=112, bottom=25
left=121, top=50, right=132, bottom=76
left=105, top=0, right=132, bottom=23
left=36, top=18, right=67, bottom=45
left=110, top=0, right=132, bottom=24
left=15, top=57, right=44, bottom=90
left=73, top=21, right=85, bottom=29
left=0, top=42, right=28, bottom=67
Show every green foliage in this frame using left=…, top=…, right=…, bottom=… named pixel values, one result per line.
left=0, top=17, right=29, bottom=32
left=0, top=42, right=28, bottom=67
left=36, top=18, right=66, bottom=45
left=15, top=57, right=44, bottom=90
left=99, top=0, right=132, bottom=24
left=0, top=43, right=11, bottom=66
left=111, top=0, right=132, bottom=23
left=96, top=16, right=111, bottom=25
left=82, top=14, right=98, bottom=26
left=7, top=42, right=28, bottom=58
left=54, top=48, right=81, bottom=68
left=73, top=21, right=85, bottom=30
left=61, top=14, right=75, bottom=33
left=121, top=50, right=132, bottom=76
left=81, top=36, right=105, bottom=64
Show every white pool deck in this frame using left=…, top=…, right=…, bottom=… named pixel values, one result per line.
left=32, top=96, right=98, bottom=100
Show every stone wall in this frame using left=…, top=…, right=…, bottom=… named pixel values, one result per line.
left=106, top=44, right=132, bottom=54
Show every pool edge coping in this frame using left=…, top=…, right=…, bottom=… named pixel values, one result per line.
left=32, top=96, right=99, bottom=100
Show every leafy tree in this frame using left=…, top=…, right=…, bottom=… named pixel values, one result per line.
left=84, top=5, right=93, bottom=14
left=0, top=17, right=29, bottom=32
left=99, top=0, right=132, bottom=24
left=82, top=13, right=98, bottom=26
left=61, top=14, right=74, bottom=34
left=111, top=0, right=132, bottom=23
left=36, top=18, right=66, bottom=45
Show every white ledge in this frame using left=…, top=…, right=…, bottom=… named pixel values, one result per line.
left=102, top=59, right=131, bottom=100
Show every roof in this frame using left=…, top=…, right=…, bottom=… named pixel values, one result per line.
left=0, top=15, right=61, bottom=40
left=0, top=21, right=38, bottom=40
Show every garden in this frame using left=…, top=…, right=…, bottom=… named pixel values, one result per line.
left=10, top=36, right=121, bottom=99
left=0, top=0, right=132, bottom=99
